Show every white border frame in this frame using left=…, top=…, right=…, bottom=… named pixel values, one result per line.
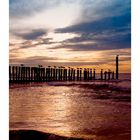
left=0, top=0, right=9, bottom=139
left=132, top=0, right=140, bottom=140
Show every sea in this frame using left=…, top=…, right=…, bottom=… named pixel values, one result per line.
left=9, top=73, right=131, bottom=140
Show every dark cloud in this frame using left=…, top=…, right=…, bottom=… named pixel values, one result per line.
left=81, top=0, right=130, bottom=23
left=9, top=37, right=55, bottom=51
left=51, top=30, right=130, bottom=51
left=54, top=12, right=131, bottom=51
left=50, top=41, right=129, bottom=52
left=56, top=13, right=130, bottom=34
left=15, top=29, right=47, bottom=40
left=50, top=44, right=97, bottom=51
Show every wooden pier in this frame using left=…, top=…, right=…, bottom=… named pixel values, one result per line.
left=9, top=66, right=117, bottom=83
left=9, top=56, right=119, bottom=83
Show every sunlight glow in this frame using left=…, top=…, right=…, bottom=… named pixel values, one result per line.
left=47, top=32, right=79, bottom=42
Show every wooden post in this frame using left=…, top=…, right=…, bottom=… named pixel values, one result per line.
left=51, top=68, right=53, bottom=81
left=42, top=68, right=44, bottom=81
left=20, top=65, right=24, bottom=82
left=77, top=68, right=79, bottom=81
left=100, top=69, right=103, bottom=80
left=9, top=66, right=11, bottom=82
left=58, top=67, right=60, bottom=81
left=26, top=67, right=28, bottom=81
left=93, top=69, right=96, bottom=80
left=84, top=68, right=87, bottom=80
left=32, top=67, right=34, bottom=82
left=18, top=67, right=21, bottom=82
left=89, top=69, right=92, bottom=80
left=37, top=67, right=40, bottom=82
left=40, top=67, right=42, bottom=81
left=48, top=66, right=51, bottom=81
left=35, top=67, right=38, bottom=82
left=21, top=66, right=23, bottom=81
left=73, top=69, right=75, bottom=81
left=61, top=67, right=63, bottom=81
left=56, top=68, right=58, bottom=81
left=63, top=68, right=65, bottom=80
left=30, top=67, right=32, bottom=81
left=42, top=68, right=44, bottom=82
left=35, top=67, right=37, bottom=82
left=53, top=67, right=56, bottom=81
left=12, top=66, right=15, bottom=82
left=39, top=67, right=41, bottom=81
left=25, top=67, right=27, bottom=81
left=104, top=71, right=107, bottom=80
left=80, top=68, right=82, bottom=80
left=68, top=67, right=70, bottom=81
left=65, top=69, right=67, bottom=81
left=70, top=68, right=72, bottom=81
left=45, top=68, right=48, bottom=81
left=28, top=67, right=30, bottom=81
left=108, top=69, right=111, bottom=80
left=116, top=55, right=119, bottom=79
left=87, top=68, right=90, bottom=80
left=15, top=66, right=17, bottom=82
left=60, top=67, right=62, bottom=81
left=112, top=71, right=114, bottom=79
left=33, top=67, right=36, bottom=81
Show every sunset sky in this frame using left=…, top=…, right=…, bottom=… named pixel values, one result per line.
left=9, top=0, right=131, bottom=73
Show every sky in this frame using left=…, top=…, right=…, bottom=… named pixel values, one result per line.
left=9, top=0, right=131, bottom=73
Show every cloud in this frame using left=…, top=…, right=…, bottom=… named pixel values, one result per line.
left=9, top=58, right=110, bottom=67
left=9, top=0, right=60, bottom=18
left=53, top=26, right=131, bottom=51
left=50, top=41, right=129, bottom=52
left=9, top=38, right=55, bottom=51
left=14, top=29, right=47, bottom=40
left=80, top=0, right=130, bottom=23
left=56, top=13, right=130, bottom=34
left=54, top=12, right=131, bottom=51
left=10, top=56, right=59, bottom=65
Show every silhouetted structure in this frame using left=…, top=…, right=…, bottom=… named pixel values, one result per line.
left=116, top=55, right=119, bottom=79
left=9, top=56, right=120, bottom=83
left=100, top=69, right=103, bottom=80
left=112, top=71, right=114, bottom=79
left=104, top=71, right=107, bottom=80
left=93, top=69, right=96, bottom=80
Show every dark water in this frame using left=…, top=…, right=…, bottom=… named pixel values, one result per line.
left=9, top=74, right=131, bottom=140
